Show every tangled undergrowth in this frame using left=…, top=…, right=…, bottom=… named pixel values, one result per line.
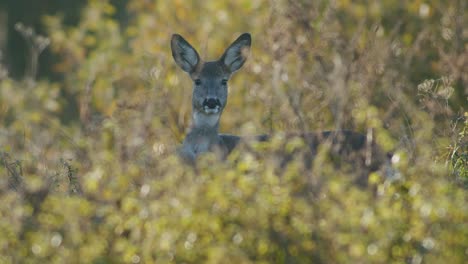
left=0, top=0, right=466, bottom=263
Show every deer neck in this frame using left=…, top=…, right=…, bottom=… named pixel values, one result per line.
left=179, top=110, right=222, bottom=161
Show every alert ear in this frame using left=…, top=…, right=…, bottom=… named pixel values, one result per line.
left=220, top=33, right=251, bottom=73
left=171, top=34, right=200, bottom=73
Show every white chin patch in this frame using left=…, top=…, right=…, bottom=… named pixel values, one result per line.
left=194, top=112, right=220, bottom=127
left=203, top=106, right=220, bottom=114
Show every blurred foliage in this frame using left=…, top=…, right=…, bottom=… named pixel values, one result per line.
left=0, top=0, right=467, bottom=262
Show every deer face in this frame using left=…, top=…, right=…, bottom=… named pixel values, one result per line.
left=191, top=61, right=229, bottom=116
left=171, top=33, right=251, bottom=128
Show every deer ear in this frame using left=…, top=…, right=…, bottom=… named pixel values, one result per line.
left=220, top=33, right=251, bottom=73
left=171, top=34, right=200, bottom=73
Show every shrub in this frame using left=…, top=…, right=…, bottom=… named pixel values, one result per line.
left=0, top=0, right=466, bottom=263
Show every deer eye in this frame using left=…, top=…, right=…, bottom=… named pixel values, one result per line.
left=194, top=79, right=202, bottom=85
left=221, top=79, right=228, bottom=85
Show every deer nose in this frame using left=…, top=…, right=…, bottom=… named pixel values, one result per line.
left=203, top=98, right=221, bottom=109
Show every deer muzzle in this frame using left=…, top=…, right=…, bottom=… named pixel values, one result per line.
left=202, top=98, right=221, bottom=114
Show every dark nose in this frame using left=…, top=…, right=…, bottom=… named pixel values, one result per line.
left=203, top=98, right=221, bottom=109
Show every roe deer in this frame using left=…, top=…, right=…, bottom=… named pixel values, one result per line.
left=171, top=33, right=251, bottom=162
left=171, top=33, right=394, bottom=178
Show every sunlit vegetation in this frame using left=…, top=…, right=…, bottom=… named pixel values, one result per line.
left=0, top=0, right=466, bottom=262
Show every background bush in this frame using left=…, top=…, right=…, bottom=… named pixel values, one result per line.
left=0, top=0, right=466, bottom=263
